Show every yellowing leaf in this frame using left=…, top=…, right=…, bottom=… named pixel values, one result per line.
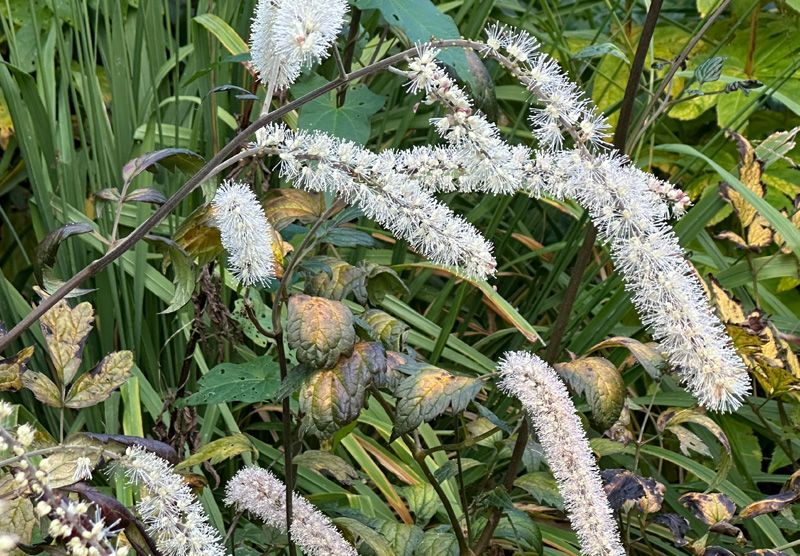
left=362, top=309, right=408, bottom=352
left=263, top=189, right=326, bottom=231
left=286, top=294, right=356, bottom=369
left=709, top=275, right=746, bottom=323
left=554, top=357, right=625, bottom=431
left=588, top=336, right=666, bottom=379
left=65, top=351, right=133, bottom=409
left=38, top=293, right=94, bottom=385
left=391, top=367, right=485, bottom=440
left=176, top=433, right=257, bottom=470
left=173, top=204, right=224, bottom=266
left=304, top=257, right=367, bottom=302
left=22, top=371, right=62, bottom=408
left=0, top=497, right=34, bottom=553
left=679, top=492, right=736, bottom=525
left=739, top=489, right=800, bottom=519
left=0, top=346, right=34, bottom=392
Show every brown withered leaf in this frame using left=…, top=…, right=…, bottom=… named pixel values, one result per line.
left=652, top=514, right=690, bottom=547
left=21, top=371, right=62, bottom=408
left=173, top=204, right=223, bottom=266
left=0, top=346, right=34, bottom=392
left=286, top=294, right=356, bottom=369
left=657, top=408, right=731, bottom=455
left=739, top=489, right=800, bottom=519
left=601, top=469, right=665, bottom=514
left=554, top=357, right=625, bottom=431
left=300, top=342, right=386, bottom=438
left=65, top=351, right=133, bottom=408
left=709, top=520, right=743, bottom=539
left=747, top=550, right=791, bottom=556
left=679, top=492, right=736, bottom=525
left=725, top=324, right=764, bottom=357
left=588, top=336, right=666, bottom=380
left=263, top=189, right=326, bottom=231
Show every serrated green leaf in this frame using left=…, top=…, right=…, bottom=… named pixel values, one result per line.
left=401, top=484, right=438, bottom=527
left=362, top=309, right=408, bottom=351
left=176, top=433, right=256, bottom=470
left=360, top=261, right=409, bottom=306
left=186, top=355, right=281, bottom=405
left=413, top=531, right=458, bottom=556
left=554, top=357, right=625, bottom=431
left=495, top=509, right=542, bottom=554
left=375, top=522, right=423, bottom=556
left=304, top=257, right=367, bottom=302
left=515, top=472, right=565, bottom=511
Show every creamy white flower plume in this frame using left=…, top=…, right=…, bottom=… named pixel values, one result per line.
left=119, top=446, right=226, bottom=556
left=256, top=124, right=496, bottom=279
left=212, top=180, right=275, bottom=286
left=225, top=467, right=357, bottom=556
left=250, top=0, right=348, bottom=89
left=497, top=351, right=625, bottom=556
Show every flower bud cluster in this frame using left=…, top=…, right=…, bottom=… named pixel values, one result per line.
left=211, top=180, right=276, bottom=286
left=118, top=446, right=226, bottom=556
left=250, top=0, right=348, bottom=90
left=256, top=124, right=496, bottom=279
left=225, top=466, right=357, bottom=556
left=497, top=351, right=625, bottom=556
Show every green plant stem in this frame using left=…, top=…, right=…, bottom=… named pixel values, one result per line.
left=747, top=399, right=800, bottom=471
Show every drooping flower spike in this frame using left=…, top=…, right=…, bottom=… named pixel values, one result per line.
left=225, top=466, right=357, bottom=556
left=497, top=352, right=625, bottom=556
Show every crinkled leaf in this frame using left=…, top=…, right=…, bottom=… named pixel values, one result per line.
left=286, top=294, right=356, bottom=369
left=709, top=275, right=746, bottom=324
left=293, top=450, right=360, bottom=487
left=332, top=517, right=395, bottom=556
left=0, top=346, right=34, bottom=392
left=375, top=522, right=423, bottom=556
left=601, top=469, right=665, bottom=514
left=652, top=514, right=690, bottom=547
left=588, top=336, right=666, bottom=380
left=122, top=148, right=204, bottom=187
left=34, top=223, right=95, bottom=297
left=304, top=257, right=367, bottom=302
left=391, top=367, right=484, bottom=440
left=360, top=261, right=409, bottom=305
left=515, top=472, right=565, bottom=511
left=679, top=492, right=736, bottom=525
left=401, top=484, right=438, bottom=527
left=263, top=189, right=325, bottom=231
left=413, top=531, right=458, bottom=556
left=65, top=351, right=133, bottom=408
left=375, top=351, right=411, bottom=391
left=185, top=355, right=281, bottom=405
left=554, top=357, right=625, bottom=430
left=176, top=433, right=256, bottom=469
left=362, top=309, right=408, bottom=351
left=145, top=235, right=196, bottom=314
left=657, top=407, right=731, bottom=455
left=21, top=371, right=62, bottom=408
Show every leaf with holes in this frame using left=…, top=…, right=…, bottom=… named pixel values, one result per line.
left=176, top=433, right=257, bottom=470
left=391, top=367, right=484, bottom=440
left=65, top=351, right=133, bottom=408
left=286, top=294, right=356, bottom=369
left=185, top=355, right=281, bottom=405
left=554, top=357, right=625, bottom=431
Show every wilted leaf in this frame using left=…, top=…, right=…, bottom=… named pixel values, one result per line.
left=39, top=447, right=105, bottom=489
left=601, top=469, right=665, bottom=514
left=401, top=484, right=438, bottom=526
left=185, top=355, right=281, bottom=405
left=515, top=472, right=565, bottom=511
left=362, top=309, right=408, bottom=351
left=0, top=346, right=34, bottom=391
left=39, top=292, right=94, bottom=385
left=34, top=224, right=95, bottom=297
left=709, top=275, right=746, bottom=324
left=173, top=204, right=223, bottom=266
left=21, top=371, right=62, bottom=408
left=739, top=489, right=800, bottom=519
left=359, top=261, right=409, bottom=306
left=304, top=257, right=367, bottom=302
left=652, top=514, right=690, bottom=547
left=554, top=357, right=625, bottom=430
left=666, top=424, right=712, bottom=457
left=121, top=148, right=204, bottom=187
left=391, top=367, right=484, bottom=440
left=465, top=417, right=502, bottom=448
left=414, top=531, right=458, bottom=556
left=300, top=342, right=386, bottom=437
left=286, top=294, right=356, bottom=369
left=588, top=336, right=666, bottom=380
left=679, top=492, right=736, bottom=525
left=263, top=189, right=326, bottom=231
left=63, top=482, right=136, bottom=531
left=65, top=351, right=133, bottom=408
left=332, top=517, right=394, bottom=556
left=293, top=450, right=360, bottom=486
left=755, top=126, right=800, bottom=167
left=176, top=433, right=256, bottom=470
left=656, top=407, right=731, bottom=455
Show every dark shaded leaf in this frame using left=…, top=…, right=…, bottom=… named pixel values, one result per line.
left=34, top=223, right=94, bottom=296
left=679, top=492, right=735, bottom=525
left=144, top=235, right=196, bottom=314
left=359, top=261, right=409, bottom=305
left=122, top=148, right=204, bottom=187
left=739, top=489, right=800, bottom=519
left=400, top=484, right=438, bottom=526
left=276, top=364, right=316, bottom=401
left=204, top=84, right=259, bottom=100
left=652, top=514, right=690, bottom=547
left=125, top=188, right=167, bottom=205
left=704, top=547, right=735, bottom=556
left=304, top=257, right=367, bottom=302
left=80, top=433, right=179, bottom=464
left=263, top=189, right=326, bottom=231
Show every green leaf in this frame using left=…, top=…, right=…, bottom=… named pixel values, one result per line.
left=34, top=223, right=95, bottom=297
left=694, top=57, right=726, bottom=86
left=362, top=309, right=408, bottom=351
left=286, top=294, right=357, bottom=369
left=121, top=148, right=204, bottom=188
left=185, top=355, right=281, bottom=405
left=400, top=484, right=438, bottom=526
left=304, top=257, right=368, bottom=302
left=232, top=293, right=273, bottom=348
left=495, top=509, right=543, bottom=555
left=515, top=472, right=565, bottom=511
left=293, top=450, right=360, bottom=486
left=176, top=433, right=257, bottom=470
left=145, top=235, right=196, bottom=314
left=554, top=357, right=625, bottom=431
left=360, top=261, right=410, bottom=306
left=413, top=531, right=458, bottom=556
left=319, top=227, right=378, bottom=248
left=21, top=371, right=62, bottom=408
left=296, top=81, right=385, bottom=145
left=374, top=522, right=424, bottom=556
left=391, top=367, right=484, bottom=440
left=352, top=0, right=473, bottom=89
left=571, top=43, right=629, bottom=64
left=332, top=517, right=396, bottom=556
left=193, top=13, right=249, bottom=56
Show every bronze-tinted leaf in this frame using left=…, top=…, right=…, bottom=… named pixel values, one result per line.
left=21, top=371, right=62, bottom=408
left=391, top=367, right=485, bottom=440
left=359, top=260, right=409, bottom=305
left=752, top=365, right=800, bottom=397
left=33, top=225, right=95, bottom=297
left=65, top=351, right=133, bottom=408
left=725, top=324, right=765, bottom=357
left=656, top=408, right=731, bottom=455
left=739, top=489, right=800, bottom=519
left=0, top=346, right=34, bottom=392
left=0, top=497, right=34, bottom=551
left=63, top=482, right=135, bottom=530
left=39, top=447, right=105, bottom=489
left=588, top=336, right=666, bottom=380
left=554, top=357, right=625, bottom=430
left=601, top=469, right=665, bottom=514
left=38, top=293, right=94, bottom=385
left=173, top=204, right=223, bottom=266
left=304, top=257, right=367, bottom=302
left=708, top=520, right=743, bottom=541
left=293, top=450, right=360, bottom=486
left=362, top=309, right=408, bottom=351
left=286, top=294, right=356, bottom=370
left=652, top=514, right=690, bottom=547
left=374, top=351, right=411, bottom=391
left=300, top=342, right=385, bottom=437
left=679, top=492, right=735, bottom=525
left=262, top=189, right=326, bottom=231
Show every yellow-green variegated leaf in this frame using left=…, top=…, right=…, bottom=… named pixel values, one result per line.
left=286, top=294, right=356, bottom=369
left=554, top=357, right=625, bottom=431
left=65, top=351, right=133, bottom=409
left=21, top=371, right=62, bottom=408
left=0, top=346, right=34, bottom=392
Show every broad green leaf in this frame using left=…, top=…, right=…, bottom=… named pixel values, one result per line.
left=232, top=293, right=273, bottom=347
left=360, top=261, right=409, bottom=306
left=65, top=351, right=133, bottom=408
left=413, top=531, right=458, bottom=556
left=22, top=371, right=62, bottom=408
left=391, top=367, right=484, bottom=440
left=296, top=81, right=385, bottom=145
left=400, top=484, right=439, bottom=527
left=293, top=450, right=360, bottom=486
left=375, top=522, right=423, bottom=556
left=0, top=346, right=34, bottom=392
left=495, top=509, right=543, bottom=554
left=693, top=57, right=726, bottom=86
left=176, top=433, right=257, bottom=470
left=286, top=294, right=356, bottom=369
left=193, top=13, right=249, bottom=56
left=515, top=472, right=565, bottom=511
left=332, top=517, right=395, bottom=556
left=319, top=228, right=378, bottom=248
left=362, top=309, right=408, bottom=351
left=185, top=355, right=281, bottom=405
left=588, top=336, right=666, bottom=380
left=554, top=357, right=625, bottom=431
left=300, top=342, right=386, bottom=437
